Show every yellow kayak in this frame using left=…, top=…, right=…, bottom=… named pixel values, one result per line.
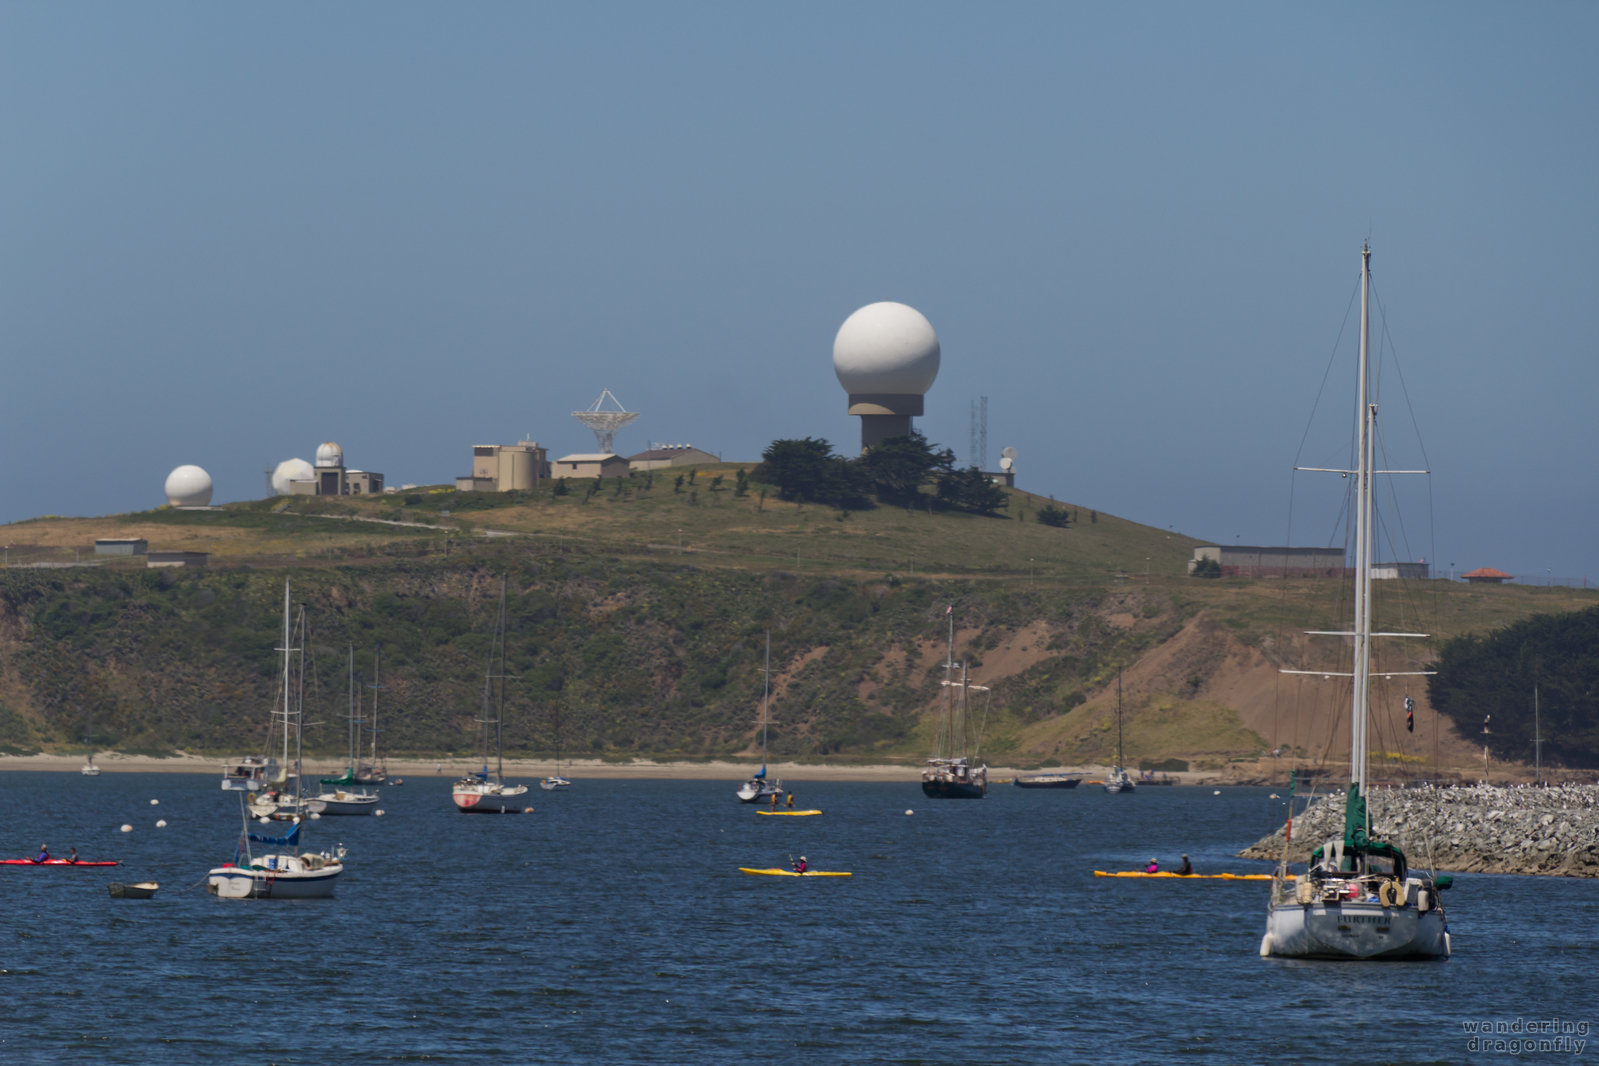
left=756, top=809, right=822, bottom=817
left=738, top=867, right=852, bottom=878
left=1093, top=870, right=1291, bottom=881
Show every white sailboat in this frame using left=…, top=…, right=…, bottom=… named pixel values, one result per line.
left=1261, top=244, right=1449, bottom=960
left=1103, top=670, right=1135, bottom=794
left=921, top=607, right=988, bottom=799
left=209, top=580, right=345, bottom=899
left=310, top=645, right=379, bottom=815
left=453, top=578, right=530, bottom=813
left=735, top=632, right=784, bottom=803
left=80, top=707, right=100, bottom=776
left=540, top=694, right=572, bottom=790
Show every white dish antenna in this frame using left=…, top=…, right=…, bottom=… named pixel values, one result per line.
left=571, top=389, right=640, bottom=454
left=999, top=456, right=1013, bottom=471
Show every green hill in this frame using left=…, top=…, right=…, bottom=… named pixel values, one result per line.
left=2, top=472, right=1594, bottom=775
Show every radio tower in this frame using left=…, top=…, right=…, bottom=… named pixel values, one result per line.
left=968, top=395, right=988, bottom=469
left=571, top=389, right=640, bottom=454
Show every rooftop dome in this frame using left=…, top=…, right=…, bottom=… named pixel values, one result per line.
left=833, top=302, right=941, bottom=396
left=315, top=442, right=344, bottom=468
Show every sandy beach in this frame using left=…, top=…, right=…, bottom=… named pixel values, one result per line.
left=0, top=751, right=1170, bottom=783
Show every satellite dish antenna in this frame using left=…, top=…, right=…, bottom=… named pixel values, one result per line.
left=1001, top=446, right=1017, bottom=460
left=999, top=456, right=1013, bottom=471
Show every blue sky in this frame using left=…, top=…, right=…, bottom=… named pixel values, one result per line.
left=3, top=2, right=1595, bottom=581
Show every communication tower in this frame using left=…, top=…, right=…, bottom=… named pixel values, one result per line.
left=571, top=389, right=639, bottom=454
left=969, top=396, right=988, bottom=470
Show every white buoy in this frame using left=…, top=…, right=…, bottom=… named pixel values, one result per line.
left=905, top=809, right=914, bottom=816
left=1213, top=790, right=1222, bottom=795
left=523, top=806, right=534, bottom=813
left=155, top=819, right=167, bottom=828
left=375, top=809, right=385, bottom=817
left=119, top=824, right=132, bottom=833
left=149, top=799, right=159, bottom=805
left=257, top=817, right=272, bottom=824
left=1269, top=793, right=1279, bottom=799
left=309, top=812, right=321, bottom=820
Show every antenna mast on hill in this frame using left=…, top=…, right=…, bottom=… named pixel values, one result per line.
left=969, top=396, right=988, bottom=469
left=571, top=389, right=640, bottom=454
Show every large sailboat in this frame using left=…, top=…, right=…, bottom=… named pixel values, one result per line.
left=921, top=608, right=988, bottom=799
left=1260, top=245, right=1449, bottom=960
left=209, top=580, right=345, bottom=899
left=452, top=578, right=530, bottom=813
left=735, top=632, right=783, bottom=803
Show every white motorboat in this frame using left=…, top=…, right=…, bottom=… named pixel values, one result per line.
left=1260, top=245, right=1449, bottom=960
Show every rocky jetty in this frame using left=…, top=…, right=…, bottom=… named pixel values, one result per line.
left=1239, top=784, right=1599, bottom=877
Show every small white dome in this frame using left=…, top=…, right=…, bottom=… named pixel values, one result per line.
left=164, top=465, right=214, bottom=507
left=315, top=442, right=344, bottom=468
left=271, top=458, right=315, bottom=495
left=833, top=302, right=940, bottom=396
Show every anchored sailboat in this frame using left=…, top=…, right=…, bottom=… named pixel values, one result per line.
left=921, top=607, right=988, bottom=799
left=309, top=645, right=379, bottom=815
left=452, top=578, right=530, bottom=813
left=208, top=580, right=345, bottom=898
left=1260, top=244, right=1449, bottom=960
left=1103, top=670, right=1135, bottom=794
left=736, top=632, right=783, bottom=804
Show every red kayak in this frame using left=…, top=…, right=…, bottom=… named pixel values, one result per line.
left=1, top=859, right=119, bottom=867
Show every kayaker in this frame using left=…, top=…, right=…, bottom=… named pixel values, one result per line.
left=35, top=844, right=49, bottom=863
left=792, top=855, right=808, bottom=874
left=1145, top=857, right=1158, bottom=873
left=68, top=847, right=79, bottom=864
left=1178, top=854, right=1193, bottom=876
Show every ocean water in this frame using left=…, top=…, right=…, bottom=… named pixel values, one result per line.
left=1, top=773, right=1594, bottom=1064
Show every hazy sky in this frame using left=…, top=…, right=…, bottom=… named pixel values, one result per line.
left=4, top=2, right=1595, bottom=581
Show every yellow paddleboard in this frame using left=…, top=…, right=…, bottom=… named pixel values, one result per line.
left=756, top=809, right=822, bottom=816
left=1093, top=870, right=1290, bottom=881
left=738, top=867, right=852, bottom=877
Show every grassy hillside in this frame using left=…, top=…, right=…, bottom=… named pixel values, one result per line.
left=2, top=473, right=1594, bottom=774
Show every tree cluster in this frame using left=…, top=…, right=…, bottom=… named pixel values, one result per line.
left=755, top=434, right=1007, bottom=516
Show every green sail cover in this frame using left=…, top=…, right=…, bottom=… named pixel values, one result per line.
left=1307, top=789, right=1408, bottom=880
left=1343, top=787, right=1368, bottom=844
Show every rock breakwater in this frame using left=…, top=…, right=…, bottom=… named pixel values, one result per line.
left=1239, top=784, right=1599, bottom=877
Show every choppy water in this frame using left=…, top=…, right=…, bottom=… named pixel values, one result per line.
left=1, top=773, right=1595, bottom=1063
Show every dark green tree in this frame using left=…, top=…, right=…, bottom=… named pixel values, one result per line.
left=858, top=433, right=954, bottom=507
left=758, top=438, right=840, bottom=503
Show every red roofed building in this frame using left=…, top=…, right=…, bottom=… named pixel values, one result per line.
left=1461, top=567, right=1512, bottom=584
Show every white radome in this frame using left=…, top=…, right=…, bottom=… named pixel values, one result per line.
left=164, top=465, right=213, bottom=507
left=832, top=302, right=940, bottom=396
left=271, top=458, right=314, bottom=495
left=315, top=441, right=344, bottom=468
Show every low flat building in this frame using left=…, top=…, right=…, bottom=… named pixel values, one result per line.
left=94, top=538, right=148, bottom=556
left=1190, top=545, right=1345, bottom=577
left=627, top=445, right=719, bottom=471
left=456, top=441, right=549, bottom=492
left=551, top=453, right=630, bottom=479
left=147, top=550, right=209, bottom=568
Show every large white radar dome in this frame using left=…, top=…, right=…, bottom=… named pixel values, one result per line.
left=164, top=465, right=214, bottom=507
left=271, top=458, right=314, bottom=495
left=315, top=441, right=343, bottom=468
left=832, top=301, right=941, bottom=396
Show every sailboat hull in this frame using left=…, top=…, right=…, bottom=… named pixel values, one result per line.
left=311, top=790, right=379, bottom=815
left=453, top=783, right=529, bottom=812
left=736, top=779, right=784, bottom=803
left=1263, top=899, right=1449, bottom=960
left=207, top=857, right=342, bottom=899
left=920, top=773, right=987, bottom=799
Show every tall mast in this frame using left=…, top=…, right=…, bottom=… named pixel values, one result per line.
left=941, top=608, right=955, bottom=759
left=347, top=644, right=356, bottom=772
left=1352, top=243, right=1374, bottom=802
left=280, top=579, right=292, bottom=771
left=761, top=631, right=771, bottom=766
left=369, top=648, right=381, bottom=771
left=495, top=579, right=507, bottom=784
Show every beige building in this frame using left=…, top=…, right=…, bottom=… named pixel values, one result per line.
left=627, top=445, right=719, bottom=471
left=456, top=441, right=549, bottom=492
left=551, top=453, right=631, bottom=479
left=147, top=550, right=209, bottom=568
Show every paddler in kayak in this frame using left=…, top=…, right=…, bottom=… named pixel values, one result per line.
left=34, top=844, right=49, bottom=863
left=1145, top=857, right=1158, bottom=873
left=1177, top=854, right=1193, bottom=876
left=68, top=847, right=79, bottom=864
left=792, top=855, right=808, bottom=874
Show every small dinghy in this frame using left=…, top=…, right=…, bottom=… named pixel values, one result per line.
left=108, top=882, right=159, bottom=899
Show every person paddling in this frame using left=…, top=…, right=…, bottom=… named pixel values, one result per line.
left=1145, top=857, right=1158, bottom=874
left=34, top=844, right=49, bottom=864
left=68, top=847, right=79, bottom=865
left=1177, top=854, right=1193, bottom=876
left=792, top=855, right=808, bottom=874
